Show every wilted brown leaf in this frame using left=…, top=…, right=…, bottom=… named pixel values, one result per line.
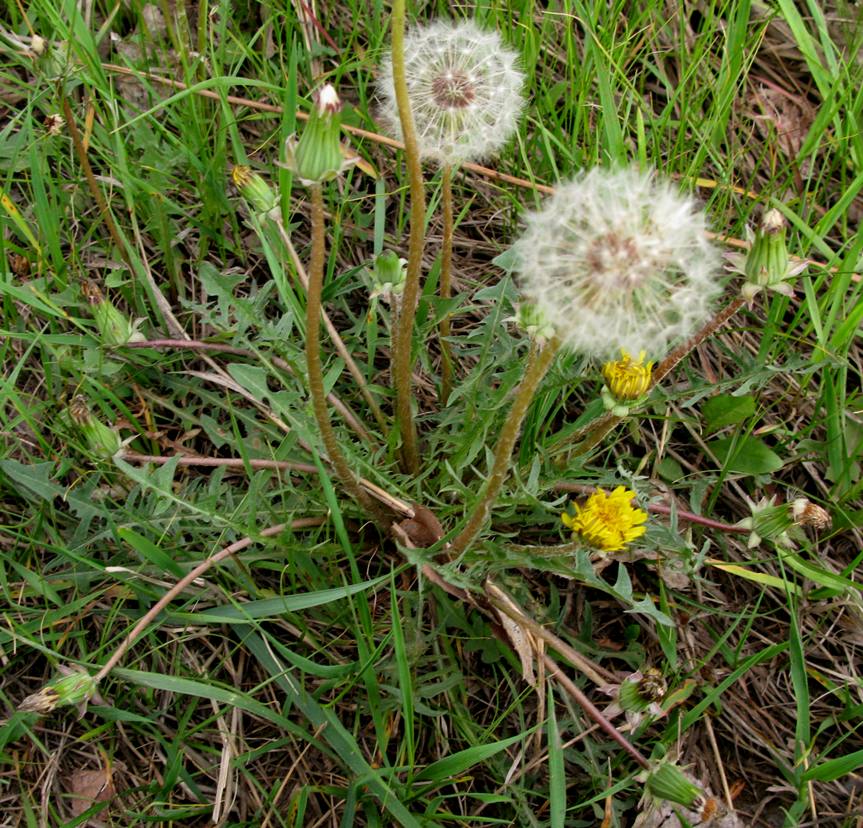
left=66, top=765, right=114, bottom=819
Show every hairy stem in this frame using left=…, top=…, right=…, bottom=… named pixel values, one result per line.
left=390, top=0, right=426, bottom=475
left=439, top=164, right=454, bottom=405
left=562, top=295, right=746, bottom=458
left=272, top=218, right=389, bottom=435
left=450, top=337, right=560, bottom=554
left=306, top=185, right=381, bottom=518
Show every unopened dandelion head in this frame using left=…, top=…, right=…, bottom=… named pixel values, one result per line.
left=377, top=20, right=525, bottom=166
left=513, top=168, right=723, bottom=359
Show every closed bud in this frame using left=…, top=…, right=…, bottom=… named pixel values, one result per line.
left=83, top=280, right=145, bottom=346
left=368, top=250, right=407, bottom=303
left=19, top=668, right=97, bottom=715
left=282, top=84, right=354, bottom=185
left=645, top=761, right=704, bottom=808
left=231, top=165, right=280, bottom=219
left=733, top=207, right=806, bottom=300
left=68, top=395, right=122, bottom=459
left=505, top=303, right=556, bottom=345
left=791, top=498, right=831, bottom=531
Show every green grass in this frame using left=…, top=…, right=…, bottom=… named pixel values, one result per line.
left=2, top=0, right=863, bottom=825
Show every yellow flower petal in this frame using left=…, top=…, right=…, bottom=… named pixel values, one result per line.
left=562, top=486, right=647, bottom=553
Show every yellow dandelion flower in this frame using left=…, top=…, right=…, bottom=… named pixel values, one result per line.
left=562, top=486, right=648, bottom=553
left=601, top=349, right=654, bottom=402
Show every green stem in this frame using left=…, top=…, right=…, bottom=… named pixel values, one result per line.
left=306, top=185, right=381, bottom=518
left=439, top=164, right=454, bottom=405
left=390, top=0, right=426, bottom=475
left=450, top=337, right=560, bottom=555
left=562, top=295, right=747, bottom=459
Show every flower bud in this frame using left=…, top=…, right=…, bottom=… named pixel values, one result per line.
left=30, top=35, right=47, bottom=56
left=736, top=208, right=806, bottom=301
left=69, top=395, right=122, bottom=459
left=505, top=303, right=556, bottom=345
left=18, top=667, right=98, bottom=715
left=619, top=667, right=667, bottom=712
left=44, top=113, right=64, bottom=135
left=645, top=761, right=704, bottom=808
left=231, top=165, right=279, bottom=219
left=283, top=84, right=352, bottom=185
left=368, top=250, right=407, bottom=303
left=601, top=349, right=653, bottom=415
left=83, top=281, right=145, bottom=346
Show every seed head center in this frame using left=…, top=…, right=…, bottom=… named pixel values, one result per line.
left=431, top=70, right=476, bottom=109
left=585, top=233, right=645, bottom=288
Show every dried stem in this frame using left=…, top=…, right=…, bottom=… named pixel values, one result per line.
left=305, top=185, right=383, bottom=519
left=439, top=163, right=455, bottom=405
left=541, top=653, right=650, bottom=769
left=450, top=337, right=560, bottom=554
left=120, top=451, right=318, bottom=474
left=94, top=520, right=316, bottom=682
left=390, top=0, right=426, bottom=475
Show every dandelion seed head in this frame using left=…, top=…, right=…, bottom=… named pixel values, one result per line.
left=377, top=20, right=525, bottom=166
left=513, top=168, right=723, bottom=359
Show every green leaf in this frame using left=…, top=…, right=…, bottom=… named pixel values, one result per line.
left=547, top=685, right=566, bottom=828
left=708, top=436, right=784, bottom=475
left=802, top=749, right=863, bottom=782
left=118, top=528, right=185, bottom=578
left=187, top=574, right=391, bottom=622
left=415, top=730, right=530, bottom=782
left=0, top=460, right=63, bottom=502
left=702, top=394, right=756, bottom=433
left=227, top=363, right=272, bottom=404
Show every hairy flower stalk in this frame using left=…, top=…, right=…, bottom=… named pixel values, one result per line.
left=388, top=0, right=426, bottom=474
left=450, top=337, right=560, bottom=555
left=306, top=185, right=381, bottom=518
left=380, top=18, right=525, bottom=446
left=439, top=164, right=455, bottom=404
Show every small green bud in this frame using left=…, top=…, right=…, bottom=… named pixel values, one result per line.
left=506, top=303, right=556, bottom=344
left=231, top=165, right=280, bottom=219
left=84, top=281, right=144, bottom=346
left=739, top=208, right=805, bottom=300
left=646, top=761, right=704, bottom=808
left=283, top=85, right=351, bottom=185
left=19, top=667, right=98, bottom=715
left=737, top=495, right=801, bottom=549
left=69, top=395, right=122, bottom=459
left=368, top=250, right=407, bottom=302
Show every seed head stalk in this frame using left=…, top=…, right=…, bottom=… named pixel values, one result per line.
left=306, top=184, right=380, bottom=517
left=439, top=163, right=454, bottom=405
left=390, top=0, right=426, bottom=475
left=451, top=337, right=560, bottom=555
